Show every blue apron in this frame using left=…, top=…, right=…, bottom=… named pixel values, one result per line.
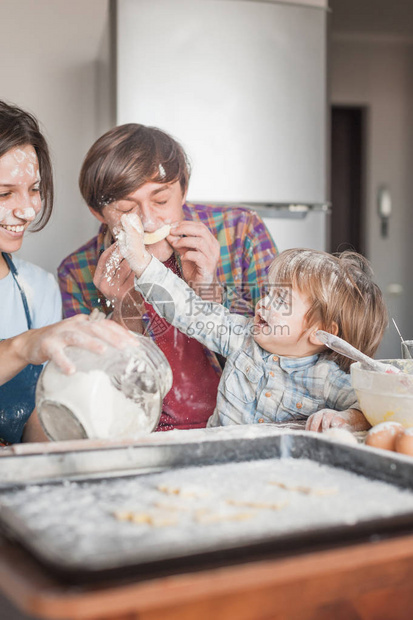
left=0, top=253, right=43, bottom=444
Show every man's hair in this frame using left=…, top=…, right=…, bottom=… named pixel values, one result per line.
left=0, top=100, right=53, bottom=231
left=268, top=248, right=388, bottom=372
left=79, top=124, right=191, bottom=213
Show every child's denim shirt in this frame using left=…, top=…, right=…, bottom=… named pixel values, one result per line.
left=136, top=257, right=359, bottom=427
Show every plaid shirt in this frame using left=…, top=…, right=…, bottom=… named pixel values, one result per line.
left=57, top=203, right=278, bottom=375
left=137, top=256, right=360, bottom=427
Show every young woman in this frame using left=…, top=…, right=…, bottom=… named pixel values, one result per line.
left=0, top=100, right=136, bottom=444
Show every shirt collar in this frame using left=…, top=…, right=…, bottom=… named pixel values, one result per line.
left=261, top=349, right=320, bottom=372
left=183, top=202, right=199, bottom=221
left=278, top=354, right=320, bottom=372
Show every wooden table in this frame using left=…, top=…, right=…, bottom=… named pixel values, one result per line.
left=1, top=430, right=411, bottom=619
left=1, top=529, right=413, bottom=620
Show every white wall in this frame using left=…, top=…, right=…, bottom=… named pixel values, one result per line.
left=0, top=0, right=113, bottom=275
left=331, top=35, right=413, bottom=357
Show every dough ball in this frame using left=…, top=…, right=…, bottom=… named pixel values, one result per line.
left=322, top=428, right=358, bottom=446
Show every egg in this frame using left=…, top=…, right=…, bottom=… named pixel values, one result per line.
left=365, top=421, right=405, bottom=451
left=395, top=427, right=413, bottom=456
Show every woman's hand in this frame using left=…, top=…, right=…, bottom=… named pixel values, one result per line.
left=167, top=221, right=223, bottom=302
left=305, top=408, right=370, bottom=433
left=8, top=313, right=138, bottom=378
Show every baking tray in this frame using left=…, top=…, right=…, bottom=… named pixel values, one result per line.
left=1, top=425, right=413, bottom=583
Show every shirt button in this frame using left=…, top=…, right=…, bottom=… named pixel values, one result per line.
left=265, top=392, right=271, bottom=397
left=269, top=371, right=275, bottom=377
left=246, top=366, right=250, bottom=372
left=296, top=402, right=303, bottom=409
left=258, top=418, right=265, bottom=423
left=272, top=356, right=279, bottom=362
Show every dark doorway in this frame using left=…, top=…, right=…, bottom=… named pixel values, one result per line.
left=330, top=106, right=366, bottom=255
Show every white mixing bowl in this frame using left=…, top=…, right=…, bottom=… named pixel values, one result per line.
left=351, top=359, right=413, bottom=427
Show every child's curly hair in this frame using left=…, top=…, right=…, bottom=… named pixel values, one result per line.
left=268, top=249, right=388, bottom=372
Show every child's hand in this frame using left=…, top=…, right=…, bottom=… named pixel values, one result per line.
left=117, top=213, right=152, bottom=277
left=93, top=242, right=135, bottom=304
left=305, top=408, right=370, bottom=433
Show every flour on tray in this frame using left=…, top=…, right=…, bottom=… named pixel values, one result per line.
left=2, top=457, right=413, bottom=571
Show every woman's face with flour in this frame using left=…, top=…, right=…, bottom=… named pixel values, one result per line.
left=0, top=145, right=41, bottom=254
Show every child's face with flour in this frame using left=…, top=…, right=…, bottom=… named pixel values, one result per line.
left=254, top=284, right=322, bottom=357
left=0, top=145, right=41, bottom=255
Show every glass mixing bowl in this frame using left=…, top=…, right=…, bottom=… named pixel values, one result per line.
left=36, top=334, right=172, bottom=441
left=351, top=359, right=413, bottom=427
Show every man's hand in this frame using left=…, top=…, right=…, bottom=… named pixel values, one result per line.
left=305, top=408, right=370, bottom=433
left=167, top=221, right=223, bottom=302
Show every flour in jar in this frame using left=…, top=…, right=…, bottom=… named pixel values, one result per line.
left=39, top=364, right=155, bottom=439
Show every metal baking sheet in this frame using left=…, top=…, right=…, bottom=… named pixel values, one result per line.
left=0, top=425, right=299, bottom=484
left=1, top=426, right=413, bottom=582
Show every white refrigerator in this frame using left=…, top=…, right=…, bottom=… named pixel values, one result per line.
left=115, top=0, right=329, bottom=251
left=260, top=207, right=329, bottom=253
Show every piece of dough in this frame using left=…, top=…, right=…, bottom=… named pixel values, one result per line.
left=157, top=484, right=208, bottom=498
left=226, top=499, right=288, bottom=510
left=194, top=510, right=255, bottom=524
left=268, top=481, right=338, bottom=496
left=323, top=427, right=359, bottom=446
left=113, top=510, right=178, bottom=527
left=143, top=224, right=171, bottom=245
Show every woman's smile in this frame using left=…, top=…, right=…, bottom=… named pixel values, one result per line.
left=0, top=223, right=26, bottom=236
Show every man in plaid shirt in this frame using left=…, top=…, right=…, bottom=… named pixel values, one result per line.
left=58, top=124, right=277, bottom=432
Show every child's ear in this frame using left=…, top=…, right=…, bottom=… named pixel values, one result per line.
left=309, top=322, right=339, bottom=346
